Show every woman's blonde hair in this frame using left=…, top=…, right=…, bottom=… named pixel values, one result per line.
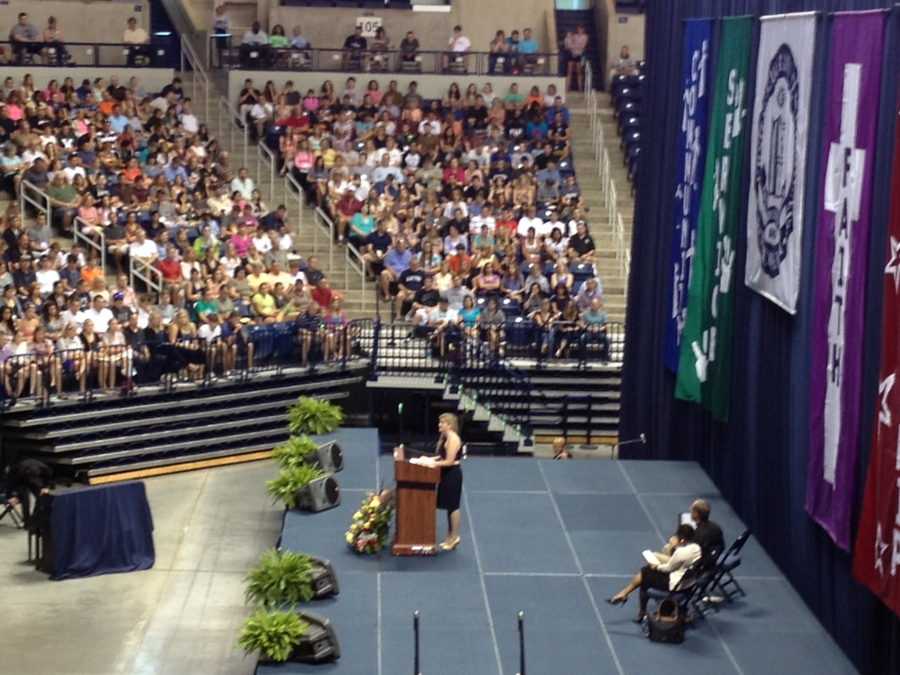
left=439, top=412, right=459, bottom=433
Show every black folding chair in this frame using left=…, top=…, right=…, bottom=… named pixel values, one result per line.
left=645, top=548, right=721, bottom=623
left=0, top=492, right=24, bottom=529
left=709, top=529, right=751, bottom=602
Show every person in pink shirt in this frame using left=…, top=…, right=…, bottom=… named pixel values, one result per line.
left=231, top=224, right=253, bottom=258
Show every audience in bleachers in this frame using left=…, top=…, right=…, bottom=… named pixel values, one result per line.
left=248, top=73, right=608, bottom=363
left=0, top=71, right=354, bottom=403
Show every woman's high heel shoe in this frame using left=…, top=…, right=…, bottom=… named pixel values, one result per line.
left=439, top=536, right=461, bottom=551
left=605, top=596, right=628, bottom=607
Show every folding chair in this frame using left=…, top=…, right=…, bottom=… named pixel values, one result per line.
left=709, top=529, right=750, bottom=602
left=645, top=549, right=721, bottom=623
left=0, top=492, right=24, bottom=528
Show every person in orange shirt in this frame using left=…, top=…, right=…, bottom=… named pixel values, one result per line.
left=97, top=90, right=116, bottom=116
left=447, top=244, right=471, bottom=274
left=80, top=255, right=104, bottom=285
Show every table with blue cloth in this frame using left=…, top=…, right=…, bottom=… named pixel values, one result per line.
left=45, top=481, right=155, bottom=581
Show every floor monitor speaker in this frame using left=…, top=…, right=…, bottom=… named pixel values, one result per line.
left=295, top=611, right=341, bottom=663
left=305, top=441, right=344, bottom=473
left=294, top=475, right=340, bottom=512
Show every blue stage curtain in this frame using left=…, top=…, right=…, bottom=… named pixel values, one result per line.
left=619, top=1, right=900, bottom=673
left=50, top=482, right=155, bottom=581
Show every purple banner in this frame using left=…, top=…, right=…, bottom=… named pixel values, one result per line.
left=806, top=10, right=884, bottom=550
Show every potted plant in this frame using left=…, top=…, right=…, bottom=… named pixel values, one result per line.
left=272, top=435, right=319, bottom=469
left=266, top=464, right=327, bottom=509
left=236, top=609, right=307, bottom=663
left=246, top=549, right=317, bottom=607
left=287, top=396, right=344, bottom=435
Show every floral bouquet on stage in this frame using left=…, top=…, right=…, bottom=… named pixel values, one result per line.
left=345, top=489, right=395, bottom=554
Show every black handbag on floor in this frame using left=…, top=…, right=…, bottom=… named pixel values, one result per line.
left=648, top=597, right=685, bottom=644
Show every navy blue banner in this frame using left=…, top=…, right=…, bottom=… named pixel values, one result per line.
left=663, top=18, right=712, bottom=372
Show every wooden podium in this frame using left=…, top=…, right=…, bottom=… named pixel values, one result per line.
left=392, top=451, right=441, bottom=556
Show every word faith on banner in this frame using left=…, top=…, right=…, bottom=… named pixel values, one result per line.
left=822, top=64, right=865, bottom=485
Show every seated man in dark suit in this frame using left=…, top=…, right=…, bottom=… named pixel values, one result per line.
left=4, top=458, right=53, bottom=523
left=655, top=498, right=724, bottom=562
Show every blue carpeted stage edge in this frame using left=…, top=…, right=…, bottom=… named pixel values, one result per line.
left=257, top=428, right=858, bottom=675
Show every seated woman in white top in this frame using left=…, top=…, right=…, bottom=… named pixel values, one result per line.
left=606, top=524, right=702, bottom=623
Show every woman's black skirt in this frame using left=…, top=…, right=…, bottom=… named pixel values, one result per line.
left=437, top=464, right=463, bottom=512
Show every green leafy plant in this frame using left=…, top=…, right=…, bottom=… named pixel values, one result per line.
left=245, top=549, right=317, bottom=607
left=236, top=608, right=307, bottom=662
left=266, top=464, right=327, bottom=509
left=272, top=435, right=319, bottom=469
left=287, top=396, right=344, bottom=435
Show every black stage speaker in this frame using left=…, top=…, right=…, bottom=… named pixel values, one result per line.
left=305, top=441, right=344, bottom=473
left=295, top=611, right=341, bottom=663
left=308, top=554, right=340, bottom=598
left=294, top=475, right=340, bottom=512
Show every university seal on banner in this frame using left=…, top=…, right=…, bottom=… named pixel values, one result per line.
left=753, top=44, right=799, bottom=277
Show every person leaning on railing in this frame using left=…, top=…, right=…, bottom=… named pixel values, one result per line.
left=123, top=17, right=153, bottom=68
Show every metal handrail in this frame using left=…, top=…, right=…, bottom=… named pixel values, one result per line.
left=130, top=255, right=162, bottom=295
left=218, top=95, right=249, bottom=167
left=181, top=33, right=211, bottom=122
left=19, top=180, right=51, bottom=221
left=284, top=173, right=305, bottom=237
left=344, top=239, right=368, bottom=294
left=208, top=41, right=560, bottom=76
left=313, top=207, right=336, bottom=271
left=0, top=319, right=371, bottom=409
left=257, top=142, right=276, bottom=204
left=73, top=215, right=107, bottom=273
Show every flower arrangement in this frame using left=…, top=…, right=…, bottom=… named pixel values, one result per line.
left=345, top=490, right=395, bottom=554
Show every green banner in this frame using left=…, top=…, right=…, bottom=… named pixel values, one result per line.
left=674, top=16, right=752, bottom=422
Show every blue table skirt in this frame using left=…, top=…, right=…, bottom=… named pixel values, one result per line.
left=50, top=481, right=155, bottom=581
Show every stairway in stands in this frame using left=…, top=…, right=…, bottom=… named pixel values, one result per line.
left=555, top=9, right=603, bottom=89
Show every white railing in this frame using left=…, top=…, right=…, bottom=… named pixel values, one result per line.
left=73, top=215, right=107, bottom=273
left=313, top=207, right=336, bottom=271
left=344, top=241, right=367, bottom=294
left=19, top=180, right=51, bottom=222
left=218, top=95, right=249, bottom=168
left=313, top=207, right=366, bottom=296
left=284, top=174, right=306, bottom=239
left=614, top=212, right=629, bottom=280
left=130, top=255, right=162, bottom=295
left=180, top=34, right=211, bottom=123
left=256, top=142, right=276, bottom=205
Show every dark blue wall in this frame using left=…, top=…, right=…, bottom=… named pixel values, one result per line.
left=619, top=1, right=900, bottom=673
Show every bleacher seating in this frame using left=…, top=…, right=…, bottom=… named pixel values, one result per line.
left=0, top=70, right=357, bottom=407
left=245, top=71, right=610, bottom=367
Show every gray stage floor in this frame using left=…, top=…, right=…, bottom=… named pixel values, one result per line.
left=0, top=428, right=859, bottom=675
left=0, top=462, right=280, bottom=675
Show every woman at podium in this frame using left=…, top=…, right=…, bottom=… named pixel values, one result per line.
left=421, top=413, right=463, bottom=551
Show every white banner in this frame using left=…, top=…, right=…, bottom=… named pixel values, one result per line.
left=744, top=13, right=817, bottom=314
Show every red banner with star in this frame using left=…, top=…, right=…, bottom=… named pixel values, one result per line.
left=852, top=86, right=900, bottom=614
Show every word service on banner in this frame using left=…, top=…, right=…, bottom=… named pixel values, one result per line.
left=854, top=62, right=900, bottom=621
left=675, top=16, right=751, bottom=423
left=744, top=13, right=817, bottom=314
left=663, top=18, right=711, bottom=372
left=806, top=10, right=883, bottom=551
